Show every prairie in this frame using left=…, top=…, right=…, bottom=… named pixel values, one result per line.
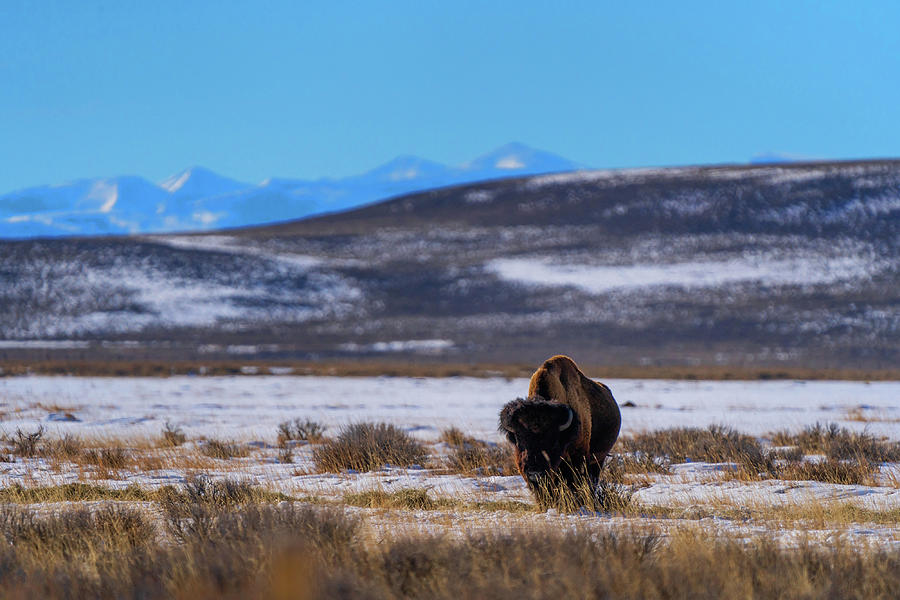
left=0, top=375, right=899, bottom=598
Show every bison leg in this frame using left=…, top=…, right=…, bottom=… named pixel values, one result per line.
left=586, top=454, right=607, bottom=489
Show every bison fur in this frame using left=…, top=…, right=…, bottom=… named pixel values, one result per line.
left=499, top=355, right=621, bottom=499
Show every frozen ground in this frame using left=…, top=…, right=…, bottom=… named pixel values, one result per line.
left=1, top=376, right=897, bottom=440
left=1, top=376, right=898, bottom=547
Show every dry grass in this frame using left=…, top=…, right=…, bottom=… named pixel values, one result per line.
left=9, top=426, right=45, bottom=457
left=82, top=445, right=129, bottom=470
left=439, top=427, right=517, bottom=476
left=775, top=458, right=879, bottom=486
left=0, top=492, right=354, bottom=598
left=1, top=502, right=898, bottom=599
left=160, top=422, right=187, bottom=447
left=745, top=501, right=900, bottom=527
left=344, top=488, right=535, bottom=514
left=7, top=430, right=252, bottom=476
left=277, top=418, right=327, bottom=445
left=529, top=471, right=638, bottom=514
left=620, top=425, right=772, bottom=475
left=42, top=433, right=84, bottom=461
left=606, top=453, right=673, bottom=479
left=0, top=478, right=290, bottom=506
left=200, top=439, right=250, bottom=460
left=771, top=422, right=900, bottom=462
left=345, top=488, right=438, bottom=511
left=313, top=422, right=428, bottom=472
left=0, top=482, right=153, bottom=503
left=0, top=504, right=157, bottom=572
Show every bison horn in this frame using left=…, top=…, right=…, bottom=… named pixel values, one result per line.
left=558, top=406, right=573, bottom=431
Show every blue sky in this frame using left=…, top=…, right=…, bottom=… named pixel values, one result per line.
left=2, top=1, right=899, bottom=192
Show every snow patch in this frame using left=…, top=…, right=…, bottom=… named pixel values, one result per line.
left=192, top=211, right=224, bottom=225
left=159, top=170, right=191, bottom=193
left=487, top=254, right=871, bottom=294
left=148, top=235, right=325, bottom=269
left=464, top=190, right=494, bottom=204
left=389, top=168, right=420, bottom=181
left=340, top=339, right=455, bottom=354
left=0, top=340, right=91, bottom=349
left=496, top=156, right=525, bottom=169
left=87, top=180, right=118, bottom=213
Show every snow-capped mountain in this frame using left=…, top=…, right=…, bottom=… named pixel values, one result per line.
left=0, top=144, right=582, bottom=238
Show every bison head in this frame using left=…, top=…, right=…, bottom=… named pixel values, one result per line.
left=499, top=396, right=579, bottom=484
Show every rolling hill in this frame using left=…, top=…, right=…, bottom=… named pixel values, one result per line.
left=1, top=159, right=897, bottom=371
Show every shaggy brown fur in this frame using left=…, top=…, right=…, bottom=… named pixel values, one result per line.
left=500, top=355, right=621, bottom=493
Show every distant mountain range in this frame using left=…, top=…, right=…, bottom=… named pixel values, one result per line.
left=0, top=143, right=582, bottom=238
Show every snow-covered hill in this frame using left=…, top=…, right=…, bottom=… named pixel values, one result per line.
left=1, top=159, right=897, bottom=370
left=0, top=143, right=581, bottom=238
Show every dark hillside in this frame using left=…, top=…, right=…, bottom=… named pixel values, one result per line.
left=2, top=160, right=898, bottom=371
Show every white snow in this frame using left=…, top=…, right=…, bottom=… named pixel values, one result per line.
left=191, top=210, right=224, bottom=225
left=87, top=180, right=118, bottom=213
left=487, top=254, right=872, bottom=294
left=464, top=190, right=494, bottom=204
left=159, top=170, right=191, bottom=193
left=389, top=168, right=420, bottom=181
left=0, top=340, right=91, bottom=349
left=339, top=339, right=455, bottom=354
left=496, top=156, right=525, bottom=169
left=147, top=235, right=325, bottom=269
left=0, top=376, right=897, bottom=443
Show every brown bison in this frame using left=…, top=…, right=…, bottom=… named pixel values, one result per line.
left=499, top=355, right=621, bottom=497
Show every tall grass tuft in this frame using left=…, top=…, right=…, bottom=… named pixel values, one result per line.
left=772, top=422, right=900, bottom=462
left=41, top=433, right=84, bottom=461
left=9, top=427, right=45, bottom=457
left=160, top=422, right=187, bottom=447
left=313, top=422, right=427, bottom=473
left=345, top=488, right=437, bottom=510
left=440, top=427, right=517, bottom=475
left=277, top=418, right=327, bottom=445
left=621, top=425, right=772, bottom=475
left=776, top=459, right=877, bottom=486
left=530, top=469, right=636, bottom=514
left=200, top=438, right=250, bottom=460
left=82, top=446, right=129, bottom=471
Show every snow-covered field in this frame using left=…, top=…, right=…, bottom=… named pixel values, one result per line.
left=2, top=376, right=898, bottom=440
left=1, top=376, right=899, bottom=546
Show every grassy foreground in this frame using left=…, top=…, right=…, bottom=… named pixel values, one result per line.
left=0, top=493, right=897, bottom=600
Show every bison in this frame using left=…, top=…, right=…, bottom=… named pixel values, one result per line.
left=499, top=355, right=621, bottom=502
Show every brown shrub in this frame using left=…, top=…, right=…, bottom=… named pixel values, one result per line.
left=776, top=459, right=878, bottom=486
left=313, top=422, right=427, bottom=473
left=160, top=422, right=187, bottom=447
left=771, top=422, right=900, bottom=463
left=9, top=427, right=45, bottom=457
left=621, top=425, right=771, bottom=474
left=41, top=433, right=84, bottom=461
left=200, top=439, right=250, bottom=460
left=345, top=488, right=436, bottom=511
left=82, top=446, right=129, bottom=471
left=440, top=427, right=517, bottom=476
left=277, top=418, right=326, bottom=446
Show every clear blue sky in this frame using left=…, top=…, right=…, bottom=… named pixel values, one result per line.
left=2, top=1, right=899, bottom=192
